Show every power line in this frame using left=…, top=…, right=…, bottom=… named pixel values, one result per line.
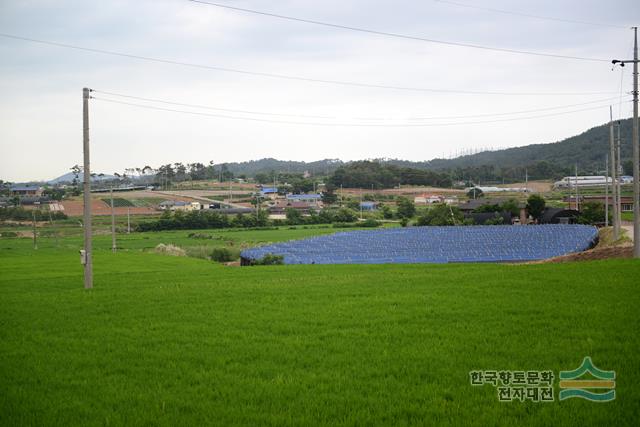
left=188, top=0, right=610, bottom=62
left=94, top=89, right=621, bottom=121
left=433, top=0, right=627, bottom=29
left=91, top=94, right=629, bottom=127
left=0, top=32, right=615, bottom=96
left=92, top=90, right=336, bottom=119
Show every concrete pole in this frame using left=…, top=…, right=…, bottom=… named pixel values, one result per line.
left=575, top=164, right=580, bottom=211
left=48, top=209, right=59, bottom=247
left=605, top=155, right=609, bottom=227
left=633, top=27, right=640, bottom=257
left=610, top=106, right=619, bottom=239
left=616, top=122, right=623, bottom=227
left=110, top=186, right=116, bottom=252
left=32, top=209, right=37, bottom=250
left=82, top=88, right=93, bottom=289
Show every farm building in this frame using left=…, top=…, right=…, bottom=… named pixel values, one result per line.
left=414, top=194, right=444, bottom=205
left=269, top=200, right=319, bottom=216
left=10, top=185, right=43, bottom=197
left=468, top=211, right=512, bottom=225
left=564, top=195, right=634, bottom=213
left=286, top=194, right=322, bottom=203
left=359, top=201, right=377, bottom=211
left=259, top=187, right=279, bottom=200
left=459, top=198, right=528, bottom=224
left=159, top=200, right=203, bottom=211
left=540, top=208, right=579, bottom=224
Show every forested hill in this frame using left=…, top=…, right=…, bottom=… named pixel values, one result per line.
left=411, top=117, right=634, bottom=174
left=224, top=158, right=344, bottom=176
left=220, top=118, right=633, bottom=180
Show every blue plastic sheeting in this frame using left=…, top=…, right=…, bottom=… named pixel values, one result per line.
left=240, top=225, right=598, bottom=265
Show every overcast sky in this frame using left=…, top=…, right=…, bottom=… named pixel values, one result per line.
left=0, top=0, right=638, bottom=182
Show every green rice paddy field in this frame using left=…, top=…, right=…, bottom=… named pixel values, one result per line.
left=1, top=227, right=639, bottom=426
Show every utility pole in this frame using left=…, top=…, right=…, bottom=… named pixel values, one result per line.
left=605, top=155, right=609, bottom=227
left=127, top=207, right=131, bottom=234
left=110, top=186, right=116, bottom=252
left=575, top=163, right=580, bottom=211
left=32, top=209, right=37, bottom=250
left=613, top=27, right=639, bottom=257
left=82, top=88, right=93, bottom=289
left=616, top=121, right=623, bottom=228
left=610, top=106, right=619, bottom=239
left=48, top=209, right=59, bottom=247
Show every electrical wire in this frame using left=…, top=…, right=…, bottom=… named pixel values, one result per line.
left=188, top=0, right=611, bottom=62
left=433, top=0, right=626, bottom=29
left=0, top=32, right=616, bottom=96
left=93, top=89, right=622, bottom=121
left=92, top=90, right=336, bottom=119
left=91, top=94, right=630, bottom=127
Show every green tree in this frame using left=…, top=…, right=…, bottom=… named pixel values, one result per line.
left=416, top=204, right=463, bottom=226
left=526, top=194, right=546, bottom=221
left=380, top=204, right=393, bottom=220
left=333, top=207, right=358, bottom=223
left=578, top=201, right=606, bottom=225
left=466, top=188, right=483, bottom=199
left=285, top=208, right=303, bottom=225
left=396, top=197, right=416, bottom=219
left=500, top=199, right=520, bottom=217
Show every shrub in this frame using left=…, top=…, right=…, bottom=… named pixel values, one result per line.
left=210, top=247, right=238, bottom=263
left=360, top=218, right=381, bottom=227
left=153, top=243, right=186, bottom=257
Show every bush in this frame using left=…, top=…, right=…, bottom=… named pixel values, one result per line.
left=210, top=247, right=238, bottom=263
left=0, top=207, right=67, bottom=222
left=360, top=218, right=381, bottom=227
left=416, top=204, right=463, bottom=226
left=153, top=243, right=186, bottom=257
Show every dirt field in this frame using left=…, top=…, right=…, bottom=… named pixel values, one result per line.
left=498, top=180, right=552, bottom=193
left=61, top=200, right=158, bottom=217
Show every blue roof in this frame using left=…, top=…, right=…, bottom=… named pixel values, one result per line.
left=260, top=187, right=278, bottom=194
left=10, top=185, right=41, bottom=191
left=241, top=225, right=598, bottom=265
left=360, top=201, right=376, bottom=207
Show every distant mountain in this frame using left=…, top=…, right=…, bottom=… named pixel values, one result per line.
left=41, top=118, right=635, bottom=185
left=48, top=172, right=117, bottom=184
left=220, top=119, right=633, bottom=180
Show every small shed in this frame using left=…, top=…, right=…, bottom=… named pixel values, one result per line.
left=540, top=208, right=579, bottom=224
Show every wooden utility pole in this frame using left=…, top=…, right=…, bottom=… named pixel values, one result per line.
left=82, top=88, right=93, bottom=288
